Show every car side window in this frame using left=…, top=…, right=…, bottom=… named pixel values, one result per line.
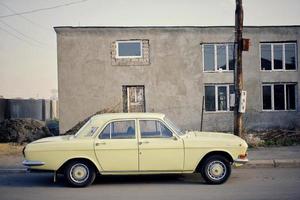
left=140, top=120, right=173, bottom=138
left=99, top=120, right=135, bottom=139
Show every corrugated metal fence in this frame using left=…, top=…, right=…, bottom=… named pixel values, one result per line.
left=0, top=99, right=58, bottom=122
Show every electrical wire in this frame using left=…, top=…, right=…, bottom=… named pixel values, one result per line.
left=0, top=2, right=51, bottom=32
left=0, top=0, right=89, bottom=18
left=0, top=26, right=41, bottom=47
left=0, top=20, right=48, bottom=46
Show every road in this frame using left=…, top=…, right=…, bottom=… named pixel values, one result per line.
left=0, top=168, right=300, bottom=200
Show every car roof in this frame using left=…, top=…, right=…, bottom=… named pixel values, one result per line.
left=91, top=112, right=166, bottom=122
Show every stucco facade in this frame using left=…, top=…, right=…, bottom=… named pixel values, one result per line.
left=55, top=26, right=300, bottom=133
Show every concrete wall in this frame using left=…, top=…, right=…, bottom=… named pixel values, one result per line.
left=55, top=26, right=300, bottom=133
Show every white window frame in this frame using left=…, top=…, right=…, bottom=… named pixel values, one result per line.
left=261, top=83, right=297, bottom=111
left=202, top=43, right=235, bottom=72
left=116, top=40, right=143, bottom=59
left=260, top=42, right=297, bottom=71
left=204, top=84, right=234, bottom=113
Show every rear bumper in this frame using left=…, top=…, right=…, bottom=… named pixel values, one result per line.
left=22, top=160, right=45, bottom=167
left=234, top=158, right=249, bottom=164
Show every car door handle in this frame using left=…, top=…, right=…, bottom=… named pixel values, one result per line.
left=96, top=142, right=106, bottom=146
left=138, top=141, right=149, bottom=145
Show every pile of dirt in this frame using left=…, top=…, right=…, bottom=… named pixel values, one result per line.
left=0, top=119, right=53, bottom=144
left=64, top=107, right=118, bottom=135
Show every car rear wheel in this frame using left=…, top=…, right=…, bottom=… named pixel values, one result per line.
left=200, top=155, right=231, bottom=184
left=64, top=160, right=96, bottom=187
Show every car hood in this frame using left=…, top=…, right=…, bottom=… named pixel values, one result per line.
left=182, top=131, right=247, bottom=146
left=31, top=135, right=73, bottom=144
left=184, top=131, right=241, bottom=140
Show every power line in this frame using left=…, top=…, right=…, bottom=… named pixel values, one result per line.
left=0, top=26, right=41, bottom=47
left=0, top=0, right=89, bottom=18
left=0, top=2, right=51, bottom=32
left=0, top=20, right=48, bottom=46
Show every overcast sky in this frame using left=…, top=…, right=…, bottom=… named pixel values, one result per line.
left=0, top=0, right=299, bottom=99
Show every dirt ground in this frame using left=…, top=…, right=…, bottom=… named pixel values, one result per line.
left=0, top=143, right=25, bottom=169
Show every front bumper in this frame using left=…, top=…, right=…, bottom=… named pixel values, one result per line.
left=22, top=160, right=45, bottom=167
left=234, top=158, right=249, bottom=164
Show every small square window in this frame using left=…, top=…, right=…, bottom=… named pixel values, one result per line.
left=116, top=41, right=142, bottom=58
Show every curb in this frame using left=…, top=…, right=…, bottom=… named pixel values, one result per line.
left=238, top=159, right=300, bottom=169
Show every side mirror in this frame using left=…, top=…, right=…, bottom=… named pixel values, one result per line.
left=172, top=136, right=178, bottom=141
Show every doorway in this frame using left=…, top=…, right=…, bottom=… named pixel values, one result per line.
left=122, top=85, right=145, bottom=112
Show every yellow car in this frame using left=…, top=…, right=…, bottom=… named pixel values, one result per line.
left=23, top=113, right=248, bottom=187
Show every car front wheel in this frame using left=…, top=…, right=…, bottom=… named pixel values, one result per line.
left=64, top=160, right=96, bottom=187
left=200, top=155, right=231, bottom=184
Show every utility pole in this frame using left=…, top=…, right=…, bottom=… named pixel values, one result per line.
left=234, top=0, right=244, bottom=138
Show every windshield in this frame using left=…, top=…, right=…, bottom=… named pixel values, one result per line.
left=164, top=117, right=184, bottom=136
left=75, top=120, right=99, bottom=138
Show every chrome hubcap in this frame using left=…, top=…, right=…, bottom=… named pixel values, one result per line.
left=70, top=163, right=89, bottom=183
left=207, top=161, right=226, bottom=181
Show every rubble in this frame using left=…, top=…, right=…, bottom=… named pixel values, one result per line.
left=0, top=119, right=53, bottom=144
left=64, top=107, right=118, bottom=135
left=246, top=129, right=300, bottom=147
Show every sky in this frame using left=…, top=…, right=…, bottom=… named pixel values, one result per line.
left=0, top=0, right=299, bottom=99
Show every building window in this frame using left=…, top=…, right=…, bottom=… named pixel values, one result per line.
left=116, top=40, right=142, bottom=58
left=260, top=42, right=297, bottom=71
left=262, top=83, right=297, bottom=111
left=203, top=43, right=235, bottom=72
left=204, top=84, right=235, bottom=112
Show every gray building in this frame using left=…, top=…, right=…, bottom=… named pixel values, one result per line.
left=55, top=26, right=300, bottom=134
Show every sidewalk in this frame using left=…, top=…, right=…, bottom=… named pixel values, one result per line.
left=241, top=145, right=300, bottom=168
left=0, top=145, right=299, bottom=172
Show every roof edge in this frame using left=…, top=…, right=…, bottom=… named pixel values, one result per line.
left=54, top=25, right=300, bottom=32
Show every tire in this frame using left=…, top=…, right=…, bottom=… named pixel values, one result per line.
left=64, top=160, right=96, bottom=187
left=200, top=155, right=231, bottom=184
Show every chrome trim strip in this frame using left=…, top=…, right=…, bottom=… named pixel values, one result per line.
left=22, top=160, right=45, bottom=167
left=234, top=158, right=249, bottom=164
left=101, top=170, right=191, bottom=173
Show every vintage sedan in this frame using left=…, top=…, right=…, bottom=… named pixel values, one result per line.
left=23, top=113, right=248, bottom=187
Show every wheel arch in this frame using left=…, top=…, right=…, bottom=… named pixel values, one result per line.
left=194, top=150, right=234, bottom=173
left=57, top=157, right=101, bottom=174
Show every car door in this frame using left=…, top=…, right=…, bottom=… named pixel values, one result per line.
left=138, top=119, right=184, bottom=172
left=94, top=119, right=138, bottom=172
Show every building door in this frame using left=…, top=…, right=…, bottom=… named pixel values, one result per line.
left=123, top=86, right=145, bottom=112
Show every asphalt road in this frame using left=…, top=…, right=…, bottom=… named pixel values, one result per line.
left=0, top=168, right=300, bottom=200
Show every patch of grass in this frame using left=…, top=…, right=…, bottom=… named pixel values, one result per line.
left=0, top=143, right=25, bottom=156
